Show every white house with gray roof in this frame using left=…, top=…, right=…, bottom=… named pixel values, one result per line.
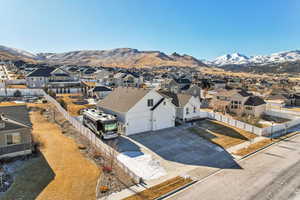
left=97, top=87, right=176, bottom=135
left=158, top=91, right=202, bottom=122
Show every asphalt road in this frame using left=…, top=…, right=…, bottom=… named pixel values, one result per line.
left=170, top=135, right=300, bottom=200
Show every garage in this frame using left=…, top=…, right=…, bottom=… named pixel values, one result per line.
left=126, top=114, right=152, bottom=135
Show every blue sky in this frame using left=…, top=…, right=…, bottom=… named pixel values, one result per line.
left=1, top=0, right=299, bottom=60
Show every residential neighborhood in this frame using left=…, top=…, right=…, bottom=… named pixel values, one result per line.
left=1, top=1, right=300, bottom=200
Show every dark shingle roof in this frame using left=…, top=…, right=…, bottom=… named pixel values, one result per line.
left=0, top=105, right=31, bottom=126
left=93, top=86, right=112, bottom=92
left=175, top=78, right=191, bottom=84
left=27, top=67, right=56, bottom=77
left=244, top=96, right=266, bottom=106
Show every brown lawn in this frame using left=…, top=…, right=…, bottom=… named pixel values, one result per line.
left=234, top=131, right=300, bottom=156
left=190, top=120, right=256, bottom=149
left=31, top=110, right=100, bottom=200
left=56, top=94, right=94, bottom=116
left=123, top=176, right=193, bottom=200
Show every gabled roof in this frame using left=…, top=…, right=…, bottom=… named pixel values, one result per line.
left=244, top=96, right=266, bottom=106
left=158, top=90, right=192, bottom=107
left=27, top=67, right=56, bottom=77
left=97, top=87, right=150, bottom=113
left=0, top=105, right=31, bottom=127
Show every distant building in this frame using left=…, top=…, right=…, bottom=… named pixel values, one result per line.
left=0, top=105, right=32, bottom=159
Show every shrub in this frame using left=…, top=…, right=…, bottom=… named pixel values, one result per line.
left=58, top=99, right=68, bottom=110
left=13, top=90, right=22, bottom=97
left=48, top=90, right=56, bottom=98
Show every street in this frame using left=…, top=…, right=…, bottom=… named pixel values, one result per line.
left=170, top=134, right=300, bottom=200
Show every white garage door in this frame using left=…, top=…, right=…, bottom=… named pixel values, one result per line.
left=153, top=117, right=174, bottom=131
left=126, top=115, right=152, bottom=135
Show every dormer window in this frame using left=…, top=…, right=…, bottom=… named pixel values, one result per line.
left=147, top=99, right=154, bottom=107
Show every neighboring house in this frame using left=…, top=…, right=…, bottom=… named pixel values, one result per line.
left=88, top=85, right=112, bottom=99
left=243, top=96, right=267, bottom=117
left=0, top=105, right=32, bottom=159
left=212, top=89, right=266, bottom=116
left=26, top=67, right=81, bottom=93
left=158, top=91, right=202, bottom=122
left=161, top=78, right=191, bottom=93
left=212, top=80, right=226, bottom=89
left=113, top=72, right=143, bottom=87
left=183, top=84, right=202, bottom=99
left=266, top=92, right=300, bottom=107
left=97, top=87, right=176, bottom=135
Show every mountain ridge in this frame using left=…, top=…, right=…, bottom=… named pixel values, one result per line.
left=0, top=45, right=206, bottom=68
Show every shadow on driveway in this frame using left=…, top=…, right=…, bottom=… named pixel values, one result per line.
left=114, top=127, right=242, bottom=170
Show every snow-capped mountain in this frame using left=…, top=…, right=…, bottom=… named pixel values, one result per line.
left=213, top=53, right=249, bottom=66
left=211, top=50, right=300, bottom=67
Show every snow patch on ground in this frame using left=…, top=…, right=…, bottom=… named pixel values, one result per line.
left=117, top=151, right=166, bottom=180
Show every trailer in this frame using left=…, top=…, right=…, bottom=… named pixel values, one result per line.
left=82, top=109, right=119, bottom=139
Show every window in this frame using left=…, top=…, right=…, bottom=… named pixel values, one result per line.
left=246, top=106, right=252, bottom=110
left=186, top=107, right=189, bottom=115
left=147, top=99, right=154, bottom=107
left=6, top=133, right=21, bottom=145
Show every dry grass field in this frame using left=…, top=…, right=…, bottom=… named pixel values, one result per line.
left=56, top=93, right=94, bottom=116
left=2, top=108, right=101, bottom=200
left=190, top=119, right=256, bottom=149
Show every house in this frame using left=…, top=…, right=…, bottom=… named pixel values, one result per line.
left=183, top=84, right=202, bottom=99
left=161, top=78, right=191, bottom=93
left=243, top=96, right=267, bottom=117
left=0, top=105, right=32, bottom=159
left=113, top=72, right=143, bottom=87
left=97, top=87, right=176, bottom=135
left=266, top=90, right=300, bottom=107
left=212, top=80, right=226, bottom=89
left=158, top=91, right=202, bottom=122
left=212, top=89, right=266, bottom=116
left=26, top=67, right=82, bottom=93
left=88, top=85, right=112, bottom=99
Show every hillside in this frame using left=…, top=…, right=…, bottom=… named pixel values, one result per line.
left=0, top=45, right=206, bottom=68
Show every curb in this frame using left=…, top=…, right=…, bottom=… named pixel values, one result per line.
left=154, top=180, right=198, bottom=200
left=158, top=132, right=300, bottom=200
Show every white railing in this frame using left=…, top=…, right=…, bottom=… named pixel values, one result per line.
left=42, top=91, right=141, bottom=183
left=204, top=109, right=300, bottom=137
left=0, top=88, right=44, bottom=96
left=206, top=111, right=263, bottom=135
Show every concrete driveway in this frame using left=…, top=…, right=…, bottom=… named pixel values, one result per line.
left=111, top=125, right=240, bottom=184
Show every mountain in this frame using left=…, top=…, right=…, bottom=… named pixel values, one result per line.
left=212, top=53, right=249, bottom=66
left=210, top=50, right=300, bottom=67
left=0, top=45, right=206, bottom=68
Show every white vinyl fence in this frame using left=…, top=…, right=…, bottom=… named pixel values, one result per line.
left=43, top=92, right=141, bottom=183
left=5, top=79, right=26, bottom=85
left=0, top=88, right=44, bottom=96
left=205, top=112, right=263, bottom=135
left=203, top=109, right=300, bottom=137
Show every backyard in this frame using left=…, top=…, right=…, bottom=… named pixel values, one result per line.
left=56, top=93, right=94, bottom=116
left=190, top=119, right=257, bottom=149
left=2, top=107, right=101, bottom=200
